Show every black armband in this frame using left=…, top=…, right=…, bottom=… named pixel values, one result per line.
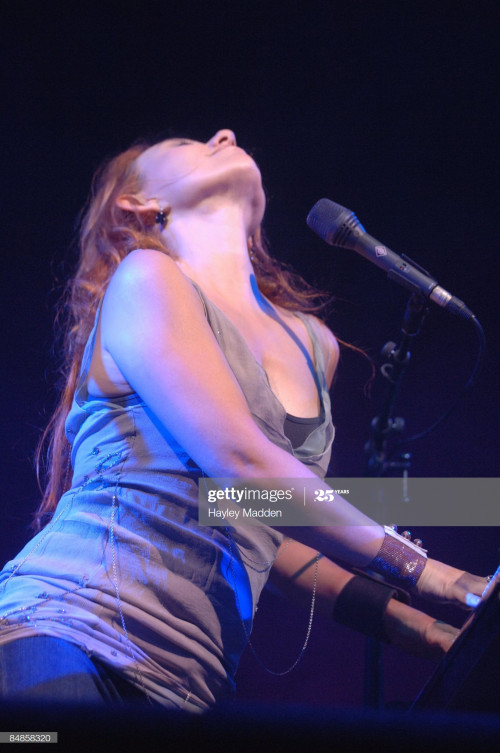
left=333, top=574, right=404, bottom=643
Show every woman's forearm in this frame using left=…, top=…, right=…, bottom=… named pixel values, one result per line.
left=270, top=540, right=458, bottom=659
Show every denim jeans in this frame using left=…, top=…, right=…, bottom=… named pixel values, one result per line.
left=0, top=635, right=148, bottom=705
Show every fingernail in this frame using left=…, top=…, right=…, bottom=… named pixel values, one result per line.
left=465, top=593, right=481, bottom=608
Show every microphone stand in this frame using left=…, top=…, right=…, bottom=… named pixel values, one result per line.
left=363, top=292, right=429, bottom=709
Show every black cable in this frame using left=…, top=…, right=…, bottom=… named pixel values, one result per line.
left=388, top=315, right=485, bottom=456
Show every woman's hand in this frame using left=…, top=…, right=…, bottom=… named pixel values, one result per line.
left=383, top=598, right=459, bottom=659
left=415, top=558, right=488, bottom=609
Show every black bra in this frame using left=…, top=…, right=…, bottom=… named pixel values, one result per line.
left=283, top=412, right=322, bottom=450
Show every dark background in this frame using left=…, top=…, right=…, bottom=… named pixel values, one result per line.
left=0, top=0, right=498, bottom=710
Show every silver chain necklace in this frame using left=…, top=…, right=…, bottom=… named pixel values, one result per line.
left=226, top=530, right=319, bottom=676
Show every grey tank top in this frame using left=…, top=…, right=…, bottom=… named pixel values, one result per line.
left=0, top=283, right=335, bottom=709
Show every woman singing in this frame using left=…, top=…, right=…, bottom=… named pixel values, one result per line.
left=0, top=129, right=486, bottom=710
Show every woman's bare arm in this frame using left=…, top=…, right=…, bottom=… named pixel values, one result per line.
left=101, top=249, right=486, bottom=606
left=101, top=249, right=384, bottom=566
left=269, top=539, right=459, bottom=658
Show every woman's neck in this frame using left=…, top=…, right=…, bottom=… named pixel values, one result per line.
left=167, top=205, right=262, bottom=309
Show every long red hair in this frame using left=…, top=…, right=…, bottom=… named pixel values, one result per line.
left=34, top=140, right=330, bottom=529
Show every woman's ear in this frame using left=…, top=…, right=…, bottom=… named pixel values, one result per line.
left=116, top=195, right=171, bottom=222
left=117, top=194, right=153, bottom=215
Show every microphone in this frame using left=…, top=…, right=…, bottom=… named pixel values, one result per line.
left=307, top=198, right=474, bottom=319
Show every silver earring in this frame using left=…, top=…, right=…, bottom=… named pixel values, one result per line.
left=155, top=208, right=167, bottom=227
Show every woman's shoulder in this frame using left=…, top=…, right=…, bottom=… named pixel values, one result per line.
left=106, top=248, right=196, bottom=305
left=112, top=247, right=180, bottom=282
left=101, top=248, right=205, bottom=342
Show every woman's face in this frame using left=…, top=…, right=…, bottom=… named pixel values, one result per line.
left=136, top=129, right=266, bottom=225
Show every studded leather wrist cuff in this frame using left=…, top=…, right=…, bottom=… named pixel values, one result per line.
left=368, top=526, right=427, bottom=590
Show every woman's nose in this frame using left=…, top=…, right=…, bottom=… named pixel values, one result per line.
left=208, top=129, right=237, bottom=148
